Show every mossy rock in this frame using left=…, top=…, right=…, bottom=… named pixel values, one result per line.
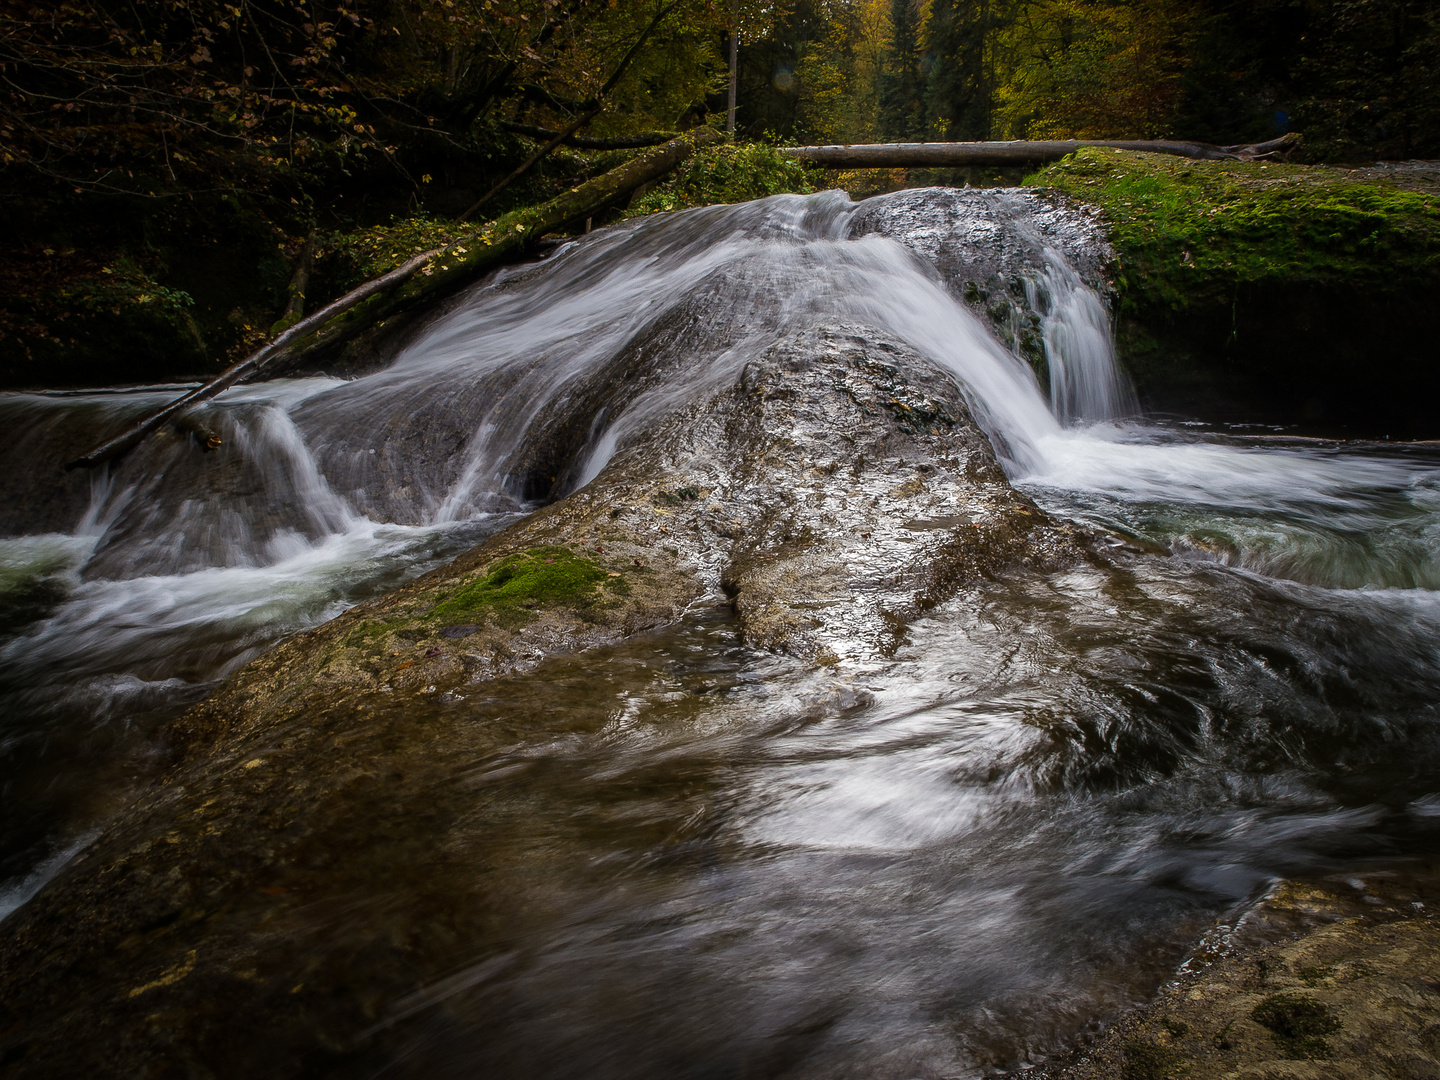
left=1029, top=149, right=1440, bottom=434
left=429, top=546, right=628, bottom=628
left=1250, top=992, right=1341, bottom=1059
left=1028, top=149, right=1440, bottom=308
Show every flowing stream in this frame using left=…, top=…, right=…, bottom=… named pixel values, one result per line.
left=3, top=189, right=1440, bottom=1075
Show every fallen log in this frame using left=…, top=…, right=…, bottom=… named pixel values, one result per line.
left=779, top=133, right=1301, bottom=169
left=65, top=127, right=725, bottom=472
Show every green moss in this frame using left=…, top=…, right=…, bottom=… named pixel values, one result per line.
left=320, top=215, right=459, bottom=294
left=1250, top=992, right=1341, bottom=1058
left=626, top=143, right=815, bottom=217
left=1026, top=149, right=1440, bottom=432
left=428, top=546, right=626, bottom=627
left=1027, top=148, right=1440, bottom=315
left=344, top=619, right=398, bottom=648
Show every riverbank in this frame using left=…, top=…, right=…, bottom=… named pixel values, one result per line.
left=1028, top=150, right=1440, bottom=434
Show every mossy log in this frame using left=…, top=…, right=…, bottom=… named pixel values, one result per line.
left=65, top=127, right=724, bottom=472
left=779, top=133, right=1301, bottom=168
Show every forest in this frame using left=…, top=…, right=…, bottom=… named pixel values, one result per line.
left=2, top=0, right=1438, bottom=386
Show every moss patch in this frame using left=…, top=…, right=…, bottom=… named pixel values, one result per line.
left=343, top=618, right=399, bottom=649
left=1029, top=148, right=1440, bottom=314
left=625, top=143, right=815, bottom=218
left=428, top=546, right=626, bottom=627
left=319, top=214, right=459, bottom=296
left=1028, top=149, right=1440, bottom=433
left=1250, top=992, right=1341, bottom=1058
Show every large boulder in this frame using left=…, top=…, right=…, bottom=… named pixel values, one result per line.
left=0, top=324, right=1088, bottom=1077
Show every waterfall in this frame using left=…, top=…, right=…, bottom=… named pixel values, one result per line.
left=5, top=184, right=1349, bottom=745
left=0, top=189, right=1131, bottom=574
left=1030, top=254, right=1135, bottom=423
left=0, top=189, right=1141, bottom=855
left=6, top=190, right=1440, bottom=1076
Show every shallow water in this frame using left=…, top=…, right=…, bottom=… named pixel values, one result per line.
left=301, top=558, right=1440, bottom=1077
left=3, top=189, right=1440, bottom=1075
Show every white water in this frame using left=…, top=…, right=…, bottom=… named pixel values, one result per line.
left=7, top=188, right=1440, bottom=1078
left=2, top=186, right=1439, bottom=917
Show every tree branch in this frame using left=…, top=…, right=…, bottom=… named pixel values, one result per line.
left=457, top=0, right=686, bottom=222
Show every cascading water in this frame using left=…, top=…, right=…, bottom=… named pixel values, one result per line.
left=1031, top=253, right=1135, bottom=423
left=4, top=188, right=1440, bottom=1076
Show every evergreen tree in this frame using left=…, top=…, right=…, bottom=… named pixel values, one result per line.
left=880, top=0, right=925, bottom=139
left=925, top=0, right=999, bottom=139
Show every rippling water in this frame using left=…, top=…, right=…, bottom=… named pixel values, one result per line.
left=2, top=188, right=1439, bottom=1075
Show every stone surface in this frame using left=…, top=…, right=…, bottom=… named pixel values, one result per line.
left=0, top=324, right=1089, bottom=1076
left=1026, top=874, right=1440, bottom=1080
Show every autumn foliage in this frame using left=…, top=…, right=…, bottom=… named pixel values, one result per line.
left=0, top=0, right=1436, bottom=386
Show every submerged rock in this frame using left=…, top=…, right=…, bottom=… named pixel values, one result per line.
left=0, top=323, right=1088, bottom=1075
left=1028, top=875, right=1440, bottom=1079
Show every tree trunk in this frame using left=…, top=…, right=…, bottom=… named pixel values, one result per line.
left=65, top=127, right=725, bottom=472
left=270, top=232, right=317, bottom=335
left=778, top=133, right=1301, bottom=168
left=727, top=0, right=738, bottom=136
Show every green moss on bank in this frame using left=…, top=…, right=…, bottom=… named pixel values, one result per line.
left=1028, top=149, right=1440, bottom=432
left=320, top=214, right=460, bottom=295
left=625, top=142, right=815, bottom=217
left=429, top=546, right=627, bottom=627
left=1028, top=148, right=1440, bottom=314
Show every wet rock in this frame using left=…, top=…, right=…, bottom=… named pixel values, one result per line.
left=1027, top=875, right=1440, bottom=1080
left=0, top=322, right=1090, bottom=1076
left=850, top=186, right=1114, bottom=321
left=438, top=624, right=478, bottom=639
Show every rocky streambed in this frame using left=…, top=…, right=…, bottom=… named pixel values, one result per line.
left=0, top=322, right=1095, bottom=1074
left=4, top=189, right=1440, bottom=1078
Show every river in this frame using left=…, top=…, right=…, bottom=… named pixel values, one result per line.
left=2, top=189, right=1439, bottom=1075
